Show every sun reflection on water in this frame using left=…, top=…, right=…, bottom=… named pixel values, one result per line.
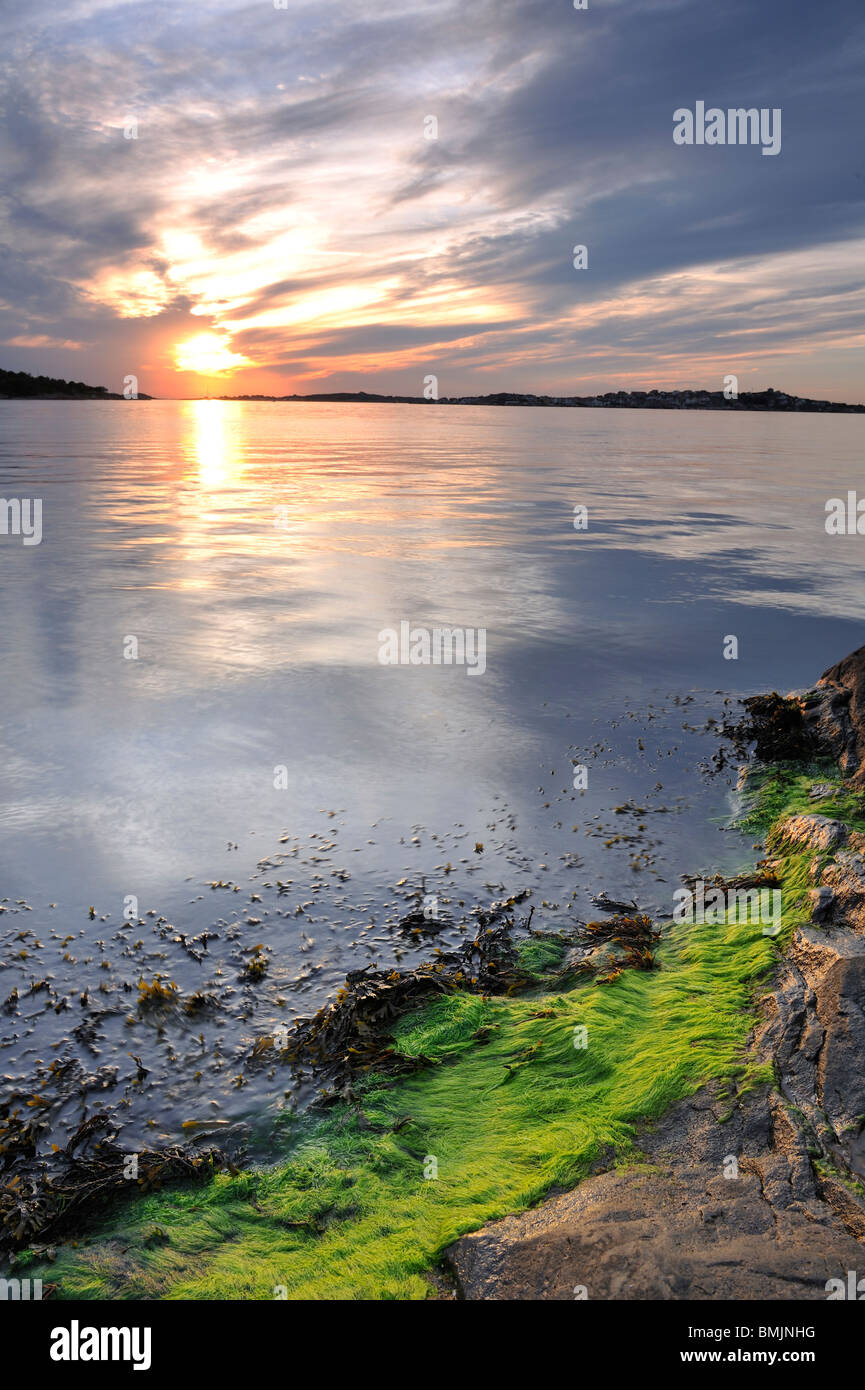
left=189, top=398, right=243, bottom=490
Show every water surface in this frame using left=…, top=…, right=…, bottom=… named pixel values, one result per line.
left=0, top=401, right=862, bottom=1148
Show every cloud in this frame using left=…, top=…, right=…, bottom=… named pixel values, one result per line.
left=1, top=334, right=87, bottom=350
left=0, top=0, right=862, bottom=399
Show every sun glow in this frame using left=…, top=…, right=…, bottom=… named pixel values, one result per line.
left=187, top=399, right=243, bottom=490
left=174, top=332, right=250, bottom=375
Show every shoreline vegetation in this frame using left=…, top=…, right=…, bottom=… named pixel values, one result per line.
left=0, top=369, right=153, bottom=401
left=1, top=368, right=863, bottom=412
left=8, top=651, right=865, bottom=1298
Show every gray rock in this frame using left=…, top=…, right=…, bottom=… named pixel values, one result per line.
left=820, top=851, right=865, bottom=930
left=812, top=645, right=865, bottom=785
left=809, top=886, right=836, bottom=923
left=445, top=1085, right=864, bottom=1300
left=809, top=783, right=838, bottom=801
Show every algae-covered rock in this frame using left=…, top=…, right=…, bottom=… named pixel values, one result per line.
left=444, top=1081, right=865, bottom=1300
left=742, top=691, right=818, bottom=761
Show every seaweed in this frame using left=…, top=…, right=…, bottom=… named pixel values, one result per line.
left=0, top=1112, right=230, bottom=1253
left=136, top=977, right=179, bottom=1010
left=274, top=917, right=538, bottom=1086
left=740, top=692, right=819, bottom=762
left=574, top=913, right=662, bottom=980
left=240, top=951, right=269, bottom=982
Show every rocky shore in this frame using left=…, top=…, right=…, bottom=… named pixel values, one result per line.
left=446, top=648, right=865, bottom=1299
left=10, top=650, right=865, bottom=1299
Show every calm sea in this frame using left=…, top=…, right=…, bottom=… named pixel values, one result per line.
left=0, top=400, right=862, bottom=1147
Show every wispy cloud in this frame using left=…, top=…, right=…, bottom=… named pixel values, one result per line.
left=0, top=0, right=863, bottom=399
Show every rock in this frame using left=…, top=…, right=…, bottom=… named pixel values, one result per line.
left=447, top=900, right=865, bottom=1300
left=819, top=851, right=865, bottom=931
left=447, top=868, right=865, bottom=1299
left=812, top=645, right=865, bottom=785
left=445, top=1084, right=865, bottom=1300
left=809, top=886, right=836, bottom=923
left=783, top=924, right=865, bottom=1155
left=445, top=646, right=865, bottom=1301
left=742, top=692, right=817, bottom=761
left=779, top=814, right=847, bottom=852
left=809, top=783, right=837, bottom=801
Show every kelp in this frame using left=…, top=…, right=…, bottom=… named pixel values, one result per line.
left=741, top=692, right=818, bottom=762
left=700, top=691, right=827, bottom=776
left=570, top=913, right=661, bottom=981
left=0, top=1111, right=229, bottom=1253
left=680, top=867, right=781, bottom=894
left=268, top=917, right=541, bottom=1086
left=136, top=976, right=179, bottom=1010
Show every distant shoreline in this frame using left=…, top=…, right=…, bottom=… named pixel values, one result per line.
left=0, top=368, right=153, bottom=402
left=1, top=369, right=863, bottom=413
left=212, top=387, right=865, bottom=414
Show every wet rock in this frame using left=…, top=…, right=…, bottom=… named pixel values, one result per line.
left=819, top=851, right=865, bottom=930
left=782, top=924, right=865, bottom=1159
left=810, top=783, right=837, bottom=801
left=741, top=692, right=819, bottom=761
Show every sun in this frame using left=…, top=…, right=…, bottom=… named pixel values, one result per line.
left=174, top=332, right=250, bottom=375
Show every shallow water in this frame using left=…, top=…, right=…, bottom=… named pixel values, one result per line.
left=0, top=400, right=863, bottom=1151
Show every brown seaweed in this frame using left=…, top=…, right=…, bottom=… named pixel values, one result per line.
left=262, top=916, right=537, bottom=1088
left=0, top=1110, right=230, bottom=1253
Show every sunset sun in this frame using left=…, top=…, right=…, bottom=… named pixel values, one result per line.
left=173, top=332, right=249, bottom=375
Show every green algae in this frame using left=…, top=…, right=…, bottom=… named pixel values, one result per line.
left=23, top=757, right=858, bottom=1302
left=29, top=918, right=775, bottom=1299
left=740, top=757, right=865, bottom=837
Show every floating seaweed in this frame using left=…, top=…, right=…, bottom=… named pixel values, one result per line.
left=137, top=977, right=179, bottom=1010
left=183, top=990, right=219, bottom=1016
left=590, top=891, right=640, bottom=914
left=240, top=951, right=269, bottom=982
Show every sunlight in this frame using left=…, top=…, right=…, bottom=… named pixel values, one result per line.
left=174, top=332, right=250, bottom=375
left=189, top=398, right=241, bottom=489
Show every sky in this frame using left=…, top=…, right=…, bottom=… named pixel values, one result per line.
left=0, top=0, right=863, bottom=401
